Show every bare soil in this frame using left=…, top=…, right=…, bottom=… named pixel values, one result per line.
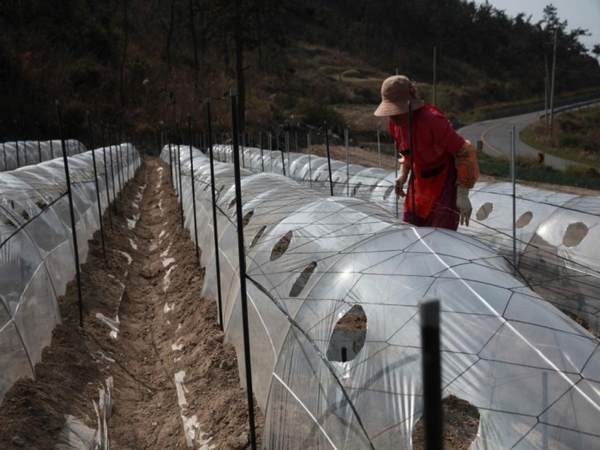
left=0, top=156, right=262, bottom=449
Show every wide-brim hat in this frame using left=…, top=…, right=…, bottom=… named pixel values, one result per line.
left=374, top=75, right=425, bottom=116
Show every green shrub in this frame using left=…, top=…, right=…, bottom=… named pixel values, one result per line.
left=294, top=99, right=345, bottom=127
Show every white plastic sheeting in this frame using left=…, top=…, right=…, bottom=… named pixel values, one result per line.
left=0, top=140, right=86, bottom=172
left=163, top=144, right=600, bottom=449
left=0, top=144, right=140, bottom=403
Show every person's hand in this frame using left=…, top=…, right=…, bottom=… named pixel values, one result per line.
left=394, top=164, right=409, bottom=198
left=456, top=185, right=472, bottom=226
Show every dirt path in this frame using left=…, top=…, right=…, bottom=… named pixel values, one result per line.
left=0, top=156, right=262, bottom=449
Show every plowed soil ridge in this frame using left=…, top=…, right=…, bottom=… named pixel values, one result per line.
left=0, top=156, right=262, bottom=449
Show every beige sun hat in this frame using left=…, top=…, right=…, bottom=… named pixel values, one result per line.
left=374, top=75, right=425, bottom=116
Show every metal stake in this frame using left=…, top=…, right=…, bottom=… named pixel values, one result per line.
left=230, top=89, right=257, bottom=450
left=188, top=115, right=200, bottom=260
left=57, top=101, right=84, bottom=328
left=87, top=112, right=106, bottom=258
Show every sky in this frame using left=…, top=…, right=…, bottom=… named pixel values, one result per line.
left=472, top=0, right=600, bottom=52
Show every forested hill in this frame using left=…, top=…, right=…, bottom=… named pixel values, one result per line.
left=1, top=0, right=599, bottom=139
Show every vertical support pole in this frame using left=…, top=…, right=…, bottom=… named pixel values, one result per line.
left=230, top=89, right=257, bottom=450
left=409, top=102, right=416, bottom=224
left=420, top=299, right=443, bottom=450
left=308, top=131, right=312, bottom=189
left=15, top=140, right=20, bottom=168
left=285, top=129, right=290, bottom=177
left=108, top=129, right=118, bottom=215
left=37, top=140, right=42, bottom=163
left=116, top=128, right=124, bottom=194
left=100, top=125, right=113, bottom=229
left=395, top=145, right=399, bottom=219
left=177, top=122, right=184, bottom=229
left=377, top=129, right=382, bottom=167
left=188, top=115, right=200, bottom=261
left=2, top=142, right=6, bottom=170
left=324, top=124, right=334, bottom=196
left=542, top=372, right=548, bottom=450
left=50, top=139, right=54, bottom=159
left=345, top=128, right=349, bottom=197
left=207, top=99, right=224, bottom=331
left=259, top=131, right=264, bottom=172
left=268, top=132, right=273, bottom=172
left=549, top=28, right=558, bottom=136
left=510, top=126, right=517, bottom=273
left=279, top=132, right=286, bottom=176
left=87, top=112, right=106, bottom=258
left=57, top=101, right=84, bottom=328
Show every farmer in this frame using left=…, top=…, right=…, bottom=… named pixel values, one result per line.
left=374, top=75, right=479, bottom=230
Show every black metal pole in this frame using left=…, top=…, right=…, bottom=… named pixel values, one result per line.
left=177, top=122, right=184, bottom=229
left=259, top=131, right=264, bottom=172
left=87, top=112, right=106, bottom=258
left=409, top=102, right=416, bottom=225
left=421, top=299, right=443, bottom=450
left=188, top=115, right=200, bottom=261
left=207, top=99, right=224, bottom=332
left=15, top=140, right=20, bottom=168
left=230, top=90, right=257, bottom=450
left=168, top=131, right=174, bottom=188
left=116, top=128, right=124, bottom=194
left=100, top=125, right=113, bottom=229
left=50, top=139, right=54, bottom=159
left=56, top=101, right=84, bottom=328
left=108, top=128, right=118, bottom=215
left=324, top=124, right=334, bottom=196
left=37, top=140, right=42, bottom=163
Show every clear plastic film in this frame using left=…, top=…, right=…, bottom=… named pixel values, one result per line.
left=0, top=142, right=140, bottom=403
left=163, top=144, right=600, bottom=449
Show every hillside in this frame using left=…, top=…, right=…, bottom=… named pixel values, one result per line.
left=1, top=0, right=599, bottom=143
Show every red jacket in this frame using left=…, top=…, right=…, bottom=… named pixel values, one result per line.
left=389, top=105, right=465, bottom=219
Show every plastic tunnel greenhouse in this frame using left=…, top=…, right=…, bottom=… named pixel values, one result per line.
left=1, top=140, right=86, bottom=172
left=163, top=143, right=600, bottom=449
left=0, top=143, right=140, bottom=401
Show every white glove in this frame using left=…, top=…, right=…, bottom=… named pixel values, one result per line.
left=394, top=164, right=409, bottom=198
left=456, top=185, right=472, bottom=226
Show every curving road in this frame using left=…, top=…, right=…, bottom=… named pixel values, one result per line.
left=457, top=111, right=588, bottom=171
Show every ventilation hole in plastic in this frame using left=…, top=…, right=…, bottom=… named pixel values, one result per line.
left=20, top=210, right=30, bottom=221
left=412, top=395, right=480, bottom=450
left=383, top=185, right=394, bottom=201
left=289, top=262, right=317, bottom=297
left=1, top=213, right=16, bottom=228
left=250, top=225, right=266, bottom=248
left=326, top=304, right=367, bottom=362
left=516, top=211, right=533, bottom=228
left=270, top=230, right=293, bottom=261
left=476, top=202, right=493, bottom=220
left=229, top=197, right=236, bottom=209
left=352, top=182, right=362, bottom=196
left=35, top=201, right=48, bottom=210
left=563, top=222, right=588, bottom=247
left=242, top=210, right=254, bottom=227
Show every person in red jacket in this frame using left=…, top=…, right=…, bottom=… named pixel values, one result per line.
left=374, top=75, right=479, bottom=230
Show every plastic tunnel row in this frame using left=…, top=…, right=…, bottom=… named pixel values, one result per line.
left=0, top=143, right=140, bottom=402
left=1, top=140, right=86, bottom=172
left=163, top=143, right=600, bottom=449
left=212, top=144, right=600, bottom=335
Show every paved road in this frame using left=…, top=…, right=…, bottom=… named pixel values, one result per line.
left=457, top=111, right=588, bottom=171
